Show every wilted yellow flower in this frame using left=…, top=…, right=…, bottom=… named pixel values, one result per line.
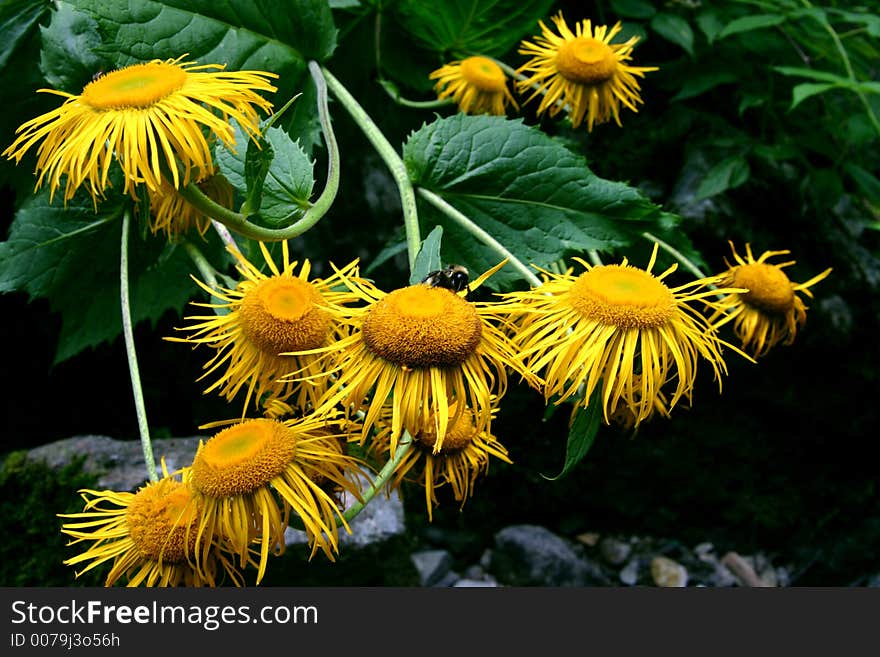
left=496, top=244, right=749, bottom=427
left=3, top=56, right=276, bottom=204
left=168, top=242, right=365, bottom=414
left=429, top=56, right=518, bottom=115
left=710, top=242, right=832, bottom=358
left=147, top=172, right=234, bottom=239
left=516, top=12, right=657, bottom=131
left=59, top=469, right=242, bottom=587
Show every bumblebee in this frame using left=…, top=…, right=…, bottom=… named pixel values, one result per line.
left=421, top=264, right=470, bottom=294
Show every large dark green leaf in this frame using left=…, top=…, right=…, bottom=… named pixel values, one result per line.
left=0, top=0, right=50, bottom=69
left=403, top=114, right=663, bottom=289
left=392, top=0, right=555, bottom=57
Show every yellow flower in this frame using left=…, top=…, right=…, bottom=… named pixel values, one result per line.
left=283, top=261, right=522, bottom=455
left=59, top=469, right=241, bottom=587
left=372, top=402, right=510, bottom=521
left=496, top=244, right=748, bottom=427
left=187, top=416, right=365, bottom=584
left=168, top=242, right=365, bottom=413
left=147, top=172, right=234, bottom=240
left=516, top=12, right=657, bottom=131
left=3, top=56, right=276, bottom=204
left=429, top=56, right=518, bottom=115
left=710, top=242, right=832, bottom=358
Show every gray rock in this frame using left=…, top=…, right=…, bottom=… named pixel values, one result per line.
left=599, top=536, right=632, bottom=565
left=454, top=578, right=500, bottom=587
left=619, top=558, right=642, bottom=586
left=411, top=549, right=454, bottom=587
left=651, top=556, right=689, bottom=587
left=490, top=524, right=612, bottom=586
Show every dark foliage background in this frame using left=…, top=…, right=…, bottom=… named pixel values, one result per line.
left=1, top=0, right=878, bottom=586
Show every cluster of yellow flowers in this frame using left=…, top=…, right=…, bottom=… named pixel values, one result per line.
left=430, top=12, right=658, bottom=132
left=1, top=13, right=832, bottom=587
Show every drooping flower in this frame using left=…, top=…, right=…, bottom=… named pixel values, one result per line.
left=495, top=244, right=749, bottom=427
left=429, top=56, right=519, bottom=115
left=168, top=242, right=365, bottom=413
left=516, top=12, right=657, bottom=131
left=282, top=261, right=524, bottom=455
left=371, top=402, right=510, bottom=521
left=3, top=56, right=276, bottom=204
left=709, top=242, right=832, bottom=358
left=187, top=415, right=365, bottom=584
left=147, top=172, right=234, bottom=240
left=59, top=468, right=241, bottom=587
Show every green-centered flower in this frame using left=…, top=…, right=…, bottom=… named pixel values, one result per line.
left=3, top=56, right=276, bottom=204
left=429, top=56, right=518, bottom=115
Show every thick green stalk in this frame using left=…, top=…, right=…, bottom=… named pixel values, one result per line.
left=120, top=209, right=158, bottom=482
left=321, top=65, right=421, bottom=270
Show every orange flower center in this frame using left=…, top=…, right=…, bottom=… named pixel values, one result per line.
left=81, top=61, right=187, bottom=110
left=126, top=479, right=201, bottom=563
left=567, top=265, right=675, bottom=329
left=362, top=285, right=482, bottom=367
left=415, top=406, right=477, bottom=453
left=554, top=37, right=617, bottom=84
left=731, top=263, right=795, bottom=314
left=238, top=277, right=331, bottom=354
left=459, top=56, right=507, bottom=93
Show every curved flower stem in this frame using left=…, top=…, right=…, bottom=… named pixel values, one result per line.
left=586, top=249, right=603, bottom=266
left=321, top=65, right=421, bottom=270
left=417, top=188, right=541, bottom=287
left=341, top=432, right=413, bottom=524
left=120, top=209, right=158, bottom=482
left=177, top=62, right=340, bottom=241
left=641, top=231, right=710, bottom=280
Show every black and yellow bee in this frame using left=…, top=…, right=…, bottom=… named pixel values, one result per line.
left=420, top=264, right=470, bottom=294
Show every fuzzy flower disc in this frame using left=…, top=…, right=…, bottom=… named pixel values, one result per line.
left=239, top=277, right=331, bottom=353
left=362, top=285, right=483, bottom=367
left=191, top=419, right=295, bottom=498
left=126, top=478, right=200, bottom=563
left=729, top=263, right=795, bottom=314
left=568, top=265, right=675, bottom=329
left=459, top=56, right=508, bottom=92
left=555, top=37, right=617, bottom=84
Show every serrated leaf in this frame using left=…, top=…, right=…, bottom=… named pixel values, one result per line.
left=393, top=0, right=555, bottom=57
left=717, top=13, right=785, bottom=39
left=403, top=115, right=662, bottom=289
left=216, top=120, right=315, bottom=228
left=542, top=394, right=601, bottom=481
left=409, top=225, right=444, bottom=285
left=0, top=0, right=50, bottom=69
left=39, top=2, right=108, bottom=91
left=0, top=188, right=215, bottom=363
left=695, top=155, right=751, bottom=200
left=610, top=0, right=656, bottom=20
left=650, top=13, right=694, bottom=56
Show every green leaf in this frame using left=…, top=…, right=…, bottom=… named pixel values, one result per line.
left=409, top=225, right=444, bottom=285
left=828, top=8, right=880, bottom=38
left=542, top=395, right=601, bottom=481
left=671, top=71, right=738, bottom=101
left=610, top=0, right=656, bottom=20
left=403, top=115, right=663, bottom=289
left=392, top=0, right=555, bottom=57
left=695, top=9, right=724, bottom=44
left=695, top=155, right=751, bottom=200
left=0, top=188, right=213, bottom=363
left=774, top=66, right=851, bottom=85
left=0, top=0, right=50, bottom=69
left=650, top=13, right=694, bottom=56
left=717, top=13, right=785, bottom=39
left=39, top=2, right=109, bottom=92
left=216, top=120, right=315, bottom=228
left=790, top=82, right=838, bottom=110
left=844, top=163, right=880, bottom=203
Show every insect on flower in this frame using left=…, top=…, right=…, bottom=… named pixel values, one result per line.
left=421, top=264, right=470, bottom=294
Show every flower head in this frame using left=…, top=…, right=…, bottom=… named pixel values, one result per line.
left=496, top=244, right=748, bottom=427
left=187, top=416, right=364, bottom=584
left=168, top=242, right=365, bottom=413
left=59, top=469, right=241, bottom=587
left=710, top=242, right=832, bottom=358
left=372, top=402, right=510, bottom=521
left=147, top=172, right=234, bottom=240
left=429, top=56, right=518, bottom=115
left=3, top=56, right=276, bottom=204
left=283, top=261, right=521, bottom=455
left=516, top=12, right=657, bottom=131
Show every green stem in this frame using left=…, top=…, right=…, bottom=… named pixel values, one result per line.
left=417, top=187, right=542, bottom=288
left=177, top=61, right=340, bottom=241
left=341, top=432, right=413, bottom=524
left=120, top=209, right=158, bottom=482
left=321, top=65, right=421, bottom=270
left=641, top=231, right=710, bottom=280
left=586, top=249, right=603, bottom=266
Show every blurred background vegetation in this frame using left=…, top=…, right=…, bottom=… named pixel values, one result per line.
left=1, top=0, right=878, bottom=585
